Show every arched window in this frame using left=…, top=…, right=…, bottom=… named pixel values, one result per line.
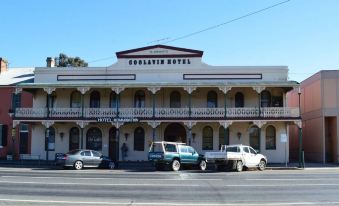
left=86, top=127, right=102, bottom=151
left=134, top=127, right=145, bottom=151
left=265, top=125, right=276, bottom=150
left=261, top=90, right=271, bottom=107
left=219, top=126, right=229, bottom=149
left=90, top=91, right=100, bottom=108
left=207, top=91, right=218, bottom=108
left=134, top=90, right=145, bottom=108
left=110, top=92, right=117, bottom=108
left=249, top=126, right=260, bottom=151
left=202, top=126, right=213, bottom=150
left=69, top=127, right=80, bottom=151
left=45, top=126, right=55, bottom=151
left=235, top=92, right=244, bottom=108
left=70, top=91, right=81, bottom=108
left=170, top=91, right=181, bottom=108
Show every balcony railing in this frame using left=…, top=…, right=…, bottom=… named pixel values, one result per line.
left=15, top=107, right=300, bottom=119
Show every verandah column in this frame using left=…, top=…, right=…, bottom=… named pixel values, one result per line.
left=253, top=121, right=266, bottom=152
left=76, top=121, right=88, bottom=149
left=219, top=121, right=232, bottom=146
left=147, top=87, right=161, bottom=120
left=218, top=86, right=232, bottom=119
left=253, top=87, right=265, bottom=118
left=183, top=121, right=197, bottom=146
left=43, top=87, right=56, bottom=118
left=77, top=87, right=90, bottom=118
left=183, top=87, right=196, bottom=145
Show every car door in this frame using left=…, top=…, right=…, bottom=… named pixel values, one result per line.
left=242, top=146, right=253, bottom=167
left=187, top=146, right=199, bottom=164
left=91, top=150, right=103, bottom=167
left=179, top=146, right=190, bottom=163
left=80, top=150, right=92, bottom=167
left=249, top=147, right=261, bottom=166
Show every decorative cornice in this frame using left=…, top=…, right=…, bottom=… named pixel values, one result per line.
left=42, top=120, right=54, bottom=128
left=77, top=87, right=90, bottom=95
left=147, top=121, right=161, bottom=129
left=218, top=86, right=232, bottom=94
left=294, top=120, right=302, bottom=128
left=111, top=121, right=123, bottom=128
left=147, top=87, right=161, bottom=94
left=252, top=86, right=265, bottom=94
left=15, top=87, right=22, bottom=94
left=183, top=86, right=196, bottom=94
left=183, top=121, right=197, bottom=129
left=12, top=120, right=20, bottom=128
left=76, top=121, right=89, bottom=129
left=253, top=120, right=266, bottom=128
left=218, top=121, right=233, bottom=128
left=43, top=87, right=56, bottom=95
left=111, top=87, right=125, bottom=94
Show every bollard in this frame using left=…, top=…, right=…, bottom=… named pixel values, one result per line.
left=301, top=150, right=305, bottom=168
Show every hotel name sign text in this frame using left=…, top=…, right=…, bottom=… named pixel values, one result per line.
left=128, top=58, right=191, bottom=66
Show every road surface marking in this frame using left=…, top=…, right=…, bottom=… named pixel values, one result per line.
left=0, top=180, right=200, bottom=187
left=247, top=178, right=339, bottom=181
left=0, top=176, right=221, bottom=181
left=0, top=198, right=339, bottom=205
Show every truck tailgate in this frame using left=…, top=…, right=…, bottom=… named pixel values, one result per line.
left=205, top=152, right=227, bottom=160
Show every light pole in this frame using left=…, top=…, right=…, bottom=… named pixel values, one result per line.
left=298, top=87, right=303, bottom=168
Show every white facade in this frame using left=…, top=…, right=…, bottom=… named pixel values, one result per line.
left=14, top=45, right=300, bottom=163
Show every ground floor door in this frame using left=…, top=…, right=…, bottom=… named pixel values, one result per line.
left=19, top=125, right=29, bottom=154
left=325, top=117, right=337, bottom=163
left=109, top=127, right=118, bottom=162
left=164, top=123, right=187, bottom=143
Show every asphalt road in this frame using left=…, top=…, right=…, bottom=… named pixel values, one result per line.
left=0, top=167, right=339, bottom=205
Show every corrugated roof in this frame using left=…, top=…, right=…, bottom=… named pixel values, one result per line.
left=0, top=67, right=34, bottom=86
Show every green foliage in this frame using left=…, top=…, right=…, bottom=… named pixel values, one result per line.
left=55, top=53, right=88, bottom=67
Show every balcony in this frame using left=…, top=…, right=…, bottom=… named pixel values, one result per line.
left=14, top=107, right=300, bottom=120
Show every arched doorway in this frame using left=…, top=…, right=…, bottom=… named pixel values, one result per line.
left=109, top=127, right=118, bottom=162
left=164, top=123, right=187, bottom=143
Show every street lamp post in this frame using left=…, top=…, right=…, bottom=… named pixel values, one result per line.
left=298, top=87, right=304, bottom=168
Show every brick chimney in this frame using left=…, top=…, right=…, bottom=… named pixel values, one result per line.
left=0, top=57, right=8, bottom=74
left=46, top=57, right=55, bottom=67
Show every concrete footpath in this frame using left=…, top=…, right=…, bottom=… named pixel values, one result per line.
left=0, top=160, right=338, bottom=171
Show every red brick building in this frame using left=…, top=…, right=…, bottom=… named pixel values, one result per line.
left=0, top=57, right=34, bottom=159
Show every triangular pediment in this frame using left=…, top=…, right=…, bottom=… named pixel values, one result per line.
left=116, top=45, right=203, bottom=58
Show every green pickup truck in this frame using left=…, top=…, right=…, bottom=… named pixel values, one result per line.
left=148, top=141, right=207, bottom=171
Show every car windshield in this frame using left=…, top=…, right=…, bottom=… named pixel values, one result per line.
left=150, top=143, right=163, bottom=152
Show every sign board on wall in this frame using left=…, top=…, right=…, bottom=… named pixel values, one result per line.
left=280, top=134, right=287, bottom=143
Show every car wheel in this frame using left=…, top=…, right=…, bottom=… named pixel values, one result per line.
left=74, top=160, right=83, bottom=170
left=171, top=159, right=181, bottom=171
left=199, top=160, right=207, bottom=171
left=258, top=160, right=266, bottom=171
left=108, top=162, right=115, bottom=169
left=236, top=161, right=243, bottom=172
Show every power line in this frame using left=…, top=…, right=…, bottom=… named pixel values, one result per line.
left=163, top=0, right=291, bottom=44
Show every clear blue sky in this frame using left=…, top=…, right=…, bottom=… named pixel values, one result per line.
left=1, top=0, right=338, bottom=82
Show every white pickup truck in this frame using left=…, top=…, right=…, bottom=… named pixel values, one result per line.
left=204, top=144, right=267, bottom=172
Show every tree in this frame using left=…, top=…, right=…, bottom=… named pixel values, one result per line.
left=55, top=53, right=88, bottom=67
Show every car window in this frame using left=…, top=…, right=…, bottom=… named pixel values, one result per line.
left=180, top=146, right=188, bottom=153
left=91, top=151, right=102, bottom=157
left=80, top=151, right=92, bottom=157
left=151, top=143, right=163, bottom=152
left=227, top=146, right=239, bottom=152
left=67, top=150, right=80, bottom=155
left=243, top=147, right=250, bottom=153
left=164, top=144, right=177, bottom=152
left=249, top=147, right=257, bottom=154
left=187, top=147, right=195, bottom=153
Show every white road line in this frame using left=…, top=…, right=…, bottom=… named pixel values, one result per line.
left=0, top=176, right=221, bottom=181
left=247, top=178, right=339, bottom=181
left=0, top=198, right=339, bottom=205
left=0, top=180, right=200, bottom=187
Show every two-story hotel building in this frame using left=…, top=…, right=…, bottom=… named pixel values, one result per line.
left=13, top=45, right=301, bottom=163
